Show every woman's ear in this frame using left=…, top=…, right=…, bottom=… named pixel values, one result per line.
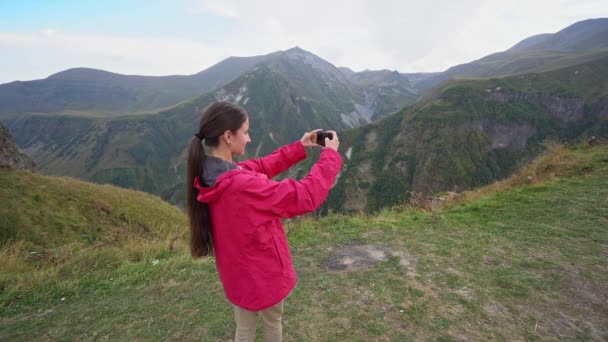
left=223, top=130, right=232, bottom=145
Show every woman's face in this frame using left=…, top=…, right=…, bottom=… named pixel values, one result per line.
left=230, top=118, right=251, bottom=156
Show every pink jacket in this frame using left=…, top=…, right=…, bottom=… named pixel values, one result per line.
left=193, top=141, right=342, bottom=311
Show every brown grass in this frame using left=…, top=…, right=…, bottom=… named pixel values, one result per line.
left=0, top=241, right=32, bottom=274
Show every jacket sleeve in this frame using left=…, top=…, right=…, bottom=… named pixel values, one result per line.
left=238, top=148, right=342, bottom=224
left=237, top=141, right=307, bottom=179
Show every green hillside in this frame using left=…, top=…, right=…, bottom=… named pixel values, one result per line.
left=0, top=168, right=187, bottom=250
left=324, top=55, right=608, bottom=212
left=1, top=142, right=606, bottom=340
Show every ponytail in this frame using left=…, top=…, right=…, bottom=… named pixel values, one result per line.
left=186, top=137, right=213, bottom=257
left=186, top=101, right=248, bottom=258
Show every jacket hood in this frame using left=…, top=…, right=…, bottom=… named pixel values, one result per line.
left=201, top=156, right=238, bottom=187
left=194, top=156, right=241, bottom=203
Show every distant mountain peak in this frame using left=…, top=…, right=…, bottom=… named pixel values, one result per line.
left=560, top=17, right=608, bottom=33
left=282, top=46, right=326, bottom=63
left=47, top=67, right=121, bottom=80
left=282, top=46, right=326, bottom=59
left=508, top=17, right=608, bottom=53
left=508, top=33, right=552, bottom=51
left=285, top=46, right=311, bottom=54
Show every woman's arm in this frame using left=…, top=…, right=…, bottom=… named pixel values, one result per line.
left=237, top=148, right=342, bottom=223
left=237, top=130, right=323, bottom=178
left=237, top=141, right=307, bottom=178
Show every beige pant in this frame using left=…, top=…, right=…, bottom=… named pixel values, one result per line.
left=234, top=300, right=284, bottom=342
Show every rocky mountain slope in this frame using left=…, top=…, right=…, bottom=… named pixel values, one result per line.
left=0, top=123, right=35, bottom=171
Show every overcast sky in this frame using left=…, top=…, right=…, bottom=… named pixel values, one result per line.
left=1, top=0, right=607, bottom=84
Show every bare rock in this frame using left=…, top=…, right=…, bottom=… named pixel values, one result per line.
left=0, top=123, right=36, bottom=171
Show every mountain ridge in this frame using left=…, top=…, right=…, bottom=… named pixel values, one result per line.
left=0, top=55, right=265, bottom=116
left=416, top=18, right=608, bottom=92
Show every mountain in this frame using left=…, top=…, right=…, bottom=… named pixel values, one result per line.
left=322, top=55, right=608, bottom=212
left=510, top=18, right=608, bottom=52
left=2, top=18, right=606, bottom=120
left=0, top=55, right=265, bottom=117
left=0, top=122, right=35, bottom=171
left=0, top=47, right=420, bottom=121
left=2, top=47, right=420, bottom=206
left=418, top=18, right=608, bottom=92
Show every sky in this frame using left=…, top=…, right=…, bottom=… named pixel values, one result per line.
left=1, top=0, right=607, bottom=84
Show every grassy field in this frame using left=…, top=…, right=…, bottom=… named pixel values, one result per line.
left=1, top=143, right=607, bottom=341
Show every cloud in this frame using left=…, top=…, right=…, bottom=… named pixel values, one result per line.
left=196, top=0, right=608, bottom=73
left=192, top=0, right=241, bottom=18
left=1, top=0, right=607, bottom=83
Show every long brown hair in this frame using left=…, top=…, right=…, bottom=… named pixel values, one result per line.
left=186, top=101, right=248, bottom=258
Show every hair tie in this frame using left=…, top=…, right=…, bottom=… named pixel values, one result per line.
left=195, top=133, right=205, bottom=140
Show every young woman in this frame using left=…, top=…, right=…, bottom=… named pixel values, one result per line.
left=186, top=101, right=341, bottom=341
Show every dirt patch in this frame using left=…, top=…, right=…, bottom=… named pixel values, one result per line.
left=454, top=287, right=476, bottom=301
left=324, top=244, right=416, bottom=275
left=514, top=263, right=608, bottom=340
left=365, top=130, right=379, bottom=151
left=324, top=245, right=386, bottom=272
left=555, top=265, right=608, bottom=340
left=483, top=302, right=509, bottom=318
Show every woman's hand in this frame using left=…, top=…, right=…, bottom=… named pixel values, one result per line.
left=300, top=129, right=323, bottom=148
left=324, top=130, right=340, bottom=152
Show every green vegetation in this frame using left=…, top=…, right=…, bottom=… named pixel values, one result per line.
left=0, top=169, right=186, bottom=250
left=325, top=55, right=608, bottom=212
left=1, top=143, right=606, bottom=340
